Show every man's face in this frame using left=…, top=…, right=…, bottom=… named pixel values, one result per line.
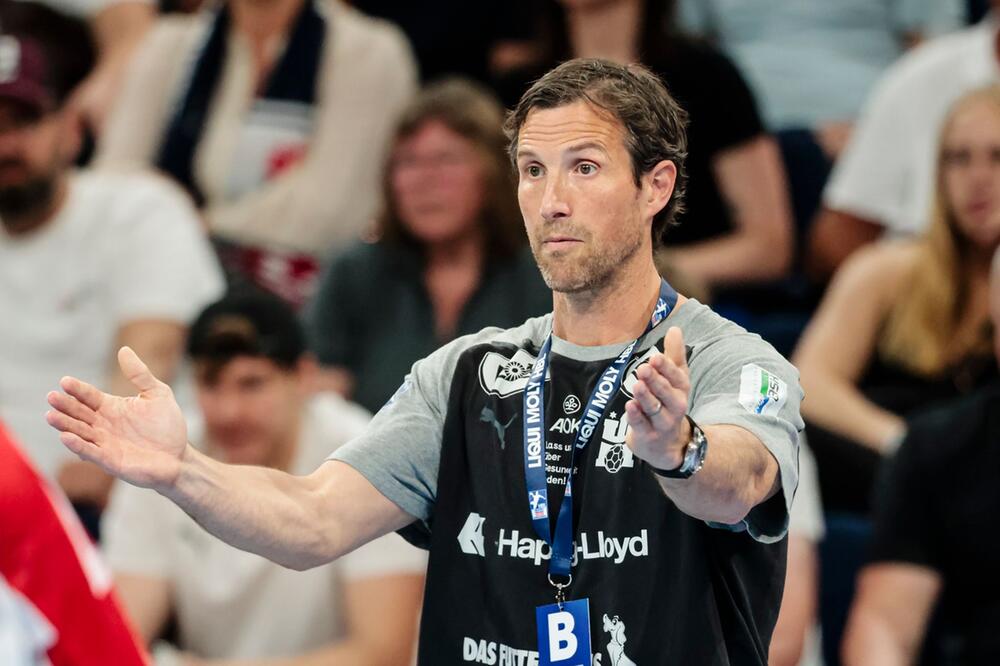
left=0, top=100, right=71, bottom=227
left=515, top=101, right=670, bottom=293
left=195, top=356, right=304, bottom=468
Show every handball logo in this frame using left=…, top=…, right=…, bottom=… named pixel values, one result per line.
left=562, top=394, right=581, bottom=415
left=601, top=444, right=628, bottom=473
left=595, top=414, right=634, bottom=474
left=529, top=490, right=548, bottom=520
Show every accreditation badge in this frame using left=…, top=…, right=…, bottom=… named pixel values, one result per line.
left=536, top=598, right=591, bottom=666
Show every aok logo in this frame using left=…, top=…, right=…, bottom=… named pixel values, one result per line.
left=549, top=417, right=580, bottom=434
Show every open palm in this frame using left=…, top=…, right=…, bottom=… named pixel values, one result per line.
left=46, top=347, right=189, bottom=492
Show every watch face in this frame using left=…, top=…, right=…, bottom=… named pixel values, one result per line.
left=683, top=425, right=707, bottom=474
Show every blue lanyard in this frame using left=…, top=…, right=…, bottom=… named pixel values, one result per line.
left=522, top=280, right=678, bottom=581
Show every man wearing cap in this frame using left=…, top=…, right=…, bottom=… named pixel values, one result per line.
left=0, top=7, right=223, bottom=516
left=47, top=59, right=803, bottom=664
left=101, top=291, right=426, bottom=666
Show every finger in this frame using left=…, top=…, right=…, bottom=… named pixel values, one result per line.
left=633, top=379, right=684, bottom=432
left=59, top=431, right=97, bottom=458
left=624, top=400, right=656, bottom=441
left=47, top=391, right=97, bottom=426
left=646, top=353, right=690, bottom=393
left=45, top=409, right=98, bottom=443
left=638, top=363, right=689, bottom=411
left=663, top=326, right=687, bottom=370
left=60, top=376, right=105, bottom=412
left=59, top=432, right=114, bottom=470
left=119, top=346, right=166, bottom=395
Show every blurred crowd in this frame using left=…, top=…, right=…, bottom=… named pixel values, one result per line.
left=1, top=0, right=999, bottom=664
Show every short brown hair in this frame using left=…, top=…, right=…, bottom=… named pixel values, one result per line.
left=504, top=58, right=688, bottom=246
left=378, top=78, right=525, bottom=260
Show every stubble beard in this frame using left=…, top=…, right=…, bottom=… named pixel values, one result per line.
left=531, top=221, right=645, bottom=295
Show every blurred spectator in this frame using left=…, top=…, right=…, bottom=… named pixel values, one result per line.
left=0, top=421, right=147, bottom=665
left=810, top=3, right=1000, bottom=280
left=307, top=79, right=550, bottom=413
left=0, top=12, right=223, bottom=515
left=771, top=441, right=825, bottom=666
left=97, top=0, right=417, bottom=306
left=349, top=0, right=537, bottom=85
left=793, top=86, right=1000, bottom=514
left=678, top=0, right=963, bottom=136
left=103, top=291, right=427, bottom=665
left=10, top=0, right=155, bottom=135
left=498, top=0, right=793, bottom=296
left=840, top=247, right=1000, bottom=665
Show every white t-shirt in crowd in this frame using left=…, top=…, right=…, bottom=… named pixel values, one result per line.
left=102, top=393, right=428, bottom=661
left=16, top=0, right=152, bottom=19
left=823, top=16, right=1000, bottom=236
left=0, top=169, right=225, bottom=478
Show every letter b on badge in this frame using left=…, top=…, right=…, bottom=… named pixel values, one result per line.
left=549, top=612, right=576, bottom=659
left=536, top=598, right=591, bottom=666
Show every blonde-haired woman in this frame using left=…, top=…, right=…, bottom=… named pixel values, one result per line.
left=794, top=85, right=1000, bottom=514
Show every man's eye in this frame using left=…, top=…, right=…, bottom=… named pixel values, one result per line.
left=527, top=165, right=542, bottom=177
left=578, top=163, right=597, bottom=175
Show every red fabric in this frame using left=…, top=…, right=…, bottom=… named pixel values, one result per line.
left=0, top=422, right=149, bottom=666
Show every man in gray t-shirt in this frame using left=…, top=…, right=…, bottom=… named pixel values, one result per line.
left=46, top=59, right=802, bottom=665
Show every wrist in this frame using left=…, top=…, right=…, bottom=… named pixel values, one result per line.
left=162, top=443, right=201, bottom=499
left=641, top=417, right=689, bottom=470
left=649, top=416, right=708, bottom=479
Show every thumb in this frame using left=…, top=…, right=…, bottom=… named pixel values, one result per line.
left=118, top=347, right=165, bottom=395
left=664, top=326, right=687, bottom=369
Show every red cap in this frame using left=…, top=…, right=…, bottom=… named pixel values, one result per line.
left=0, top=35, right=54, bottom=116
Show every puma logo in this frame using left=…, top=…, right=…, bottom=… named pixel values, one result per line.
left=479, top=406, right=516, bottom=449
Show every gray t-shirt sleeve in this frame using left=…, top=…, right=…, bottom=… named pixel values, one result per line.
left=328, top=329, right=503, bottom=522
left=686, top=318, right=804, bottom=544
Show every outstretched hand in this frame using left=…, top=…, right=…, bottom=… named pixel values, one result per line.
left=624, top=326, right=691, bottom=471
left=46, top=347, right=189, bottom=492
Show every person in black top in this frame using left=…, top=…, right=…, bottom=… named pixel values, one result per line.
left=842, top=248, right=1000, bottom=664
left=496, top=0, right=794, bottom=297
left=45, top=59, right=803, bottom=664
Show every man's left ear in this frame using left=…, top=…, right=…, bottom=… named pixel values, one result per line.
left=644, top=159, right=677, bottom=219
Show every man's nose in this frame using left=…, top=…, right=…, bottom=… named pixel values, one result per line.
left=540, top=173, right=570, bottom=222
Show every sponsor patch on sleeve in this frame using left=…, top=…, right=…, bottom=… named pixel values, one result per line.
left=738, top=364, right=787, bottom=417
